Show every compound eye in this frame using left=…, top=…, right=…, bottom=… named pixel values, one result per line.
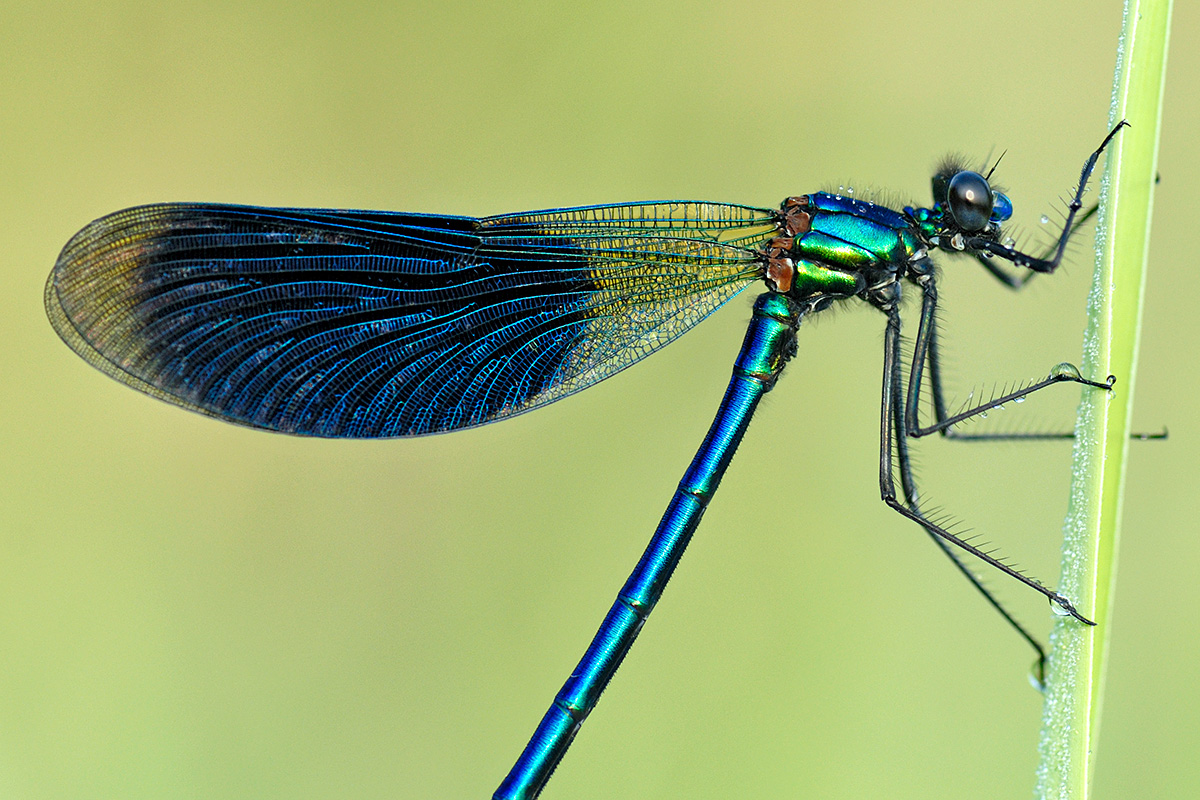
left=946, top=171, right=994, bottom=232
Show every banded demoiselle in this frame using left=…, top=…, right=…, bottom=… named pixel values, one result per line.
left=44, top=123, right=1125, bottom=800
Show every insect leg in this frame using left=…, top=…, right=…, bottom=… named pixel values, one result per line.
left=878, top=302, right=1093, bottom=626
left=904, top=274, right=1113, bottom=440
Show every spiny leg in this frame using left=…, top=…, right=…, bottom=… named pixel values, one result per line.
left=964, top=121, right=1127, bottom=272
left=904, top=272, right=1113, bottom=441
left=974, top=201, right=1102, bottom=290
left=910, top=124, right=1138, bottom=438
left=917, top=292, right=1162, bottom=440
left=972, top=138, right=1154, bottom=290
left=887, top=305, right=1049, bottom=682
left=878, top=302, right=1094, bottom=625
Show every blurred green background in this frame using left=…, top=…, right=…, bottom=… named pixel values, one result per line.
left=2, top=1, right=1194, bottom=797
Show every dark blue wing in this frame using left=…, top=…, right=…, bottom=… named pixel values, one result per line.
left=46, top=202, right=777, bottom=437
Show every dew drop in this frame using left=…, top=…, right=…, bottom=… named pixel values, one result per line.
left=1014, top=396, right=1026, bottom=404
left=1028, top=661, right=1047, bottom=693
left=1040, top=214, right=1051, bottom=224
left=980, top=411, right=988, bottom=419
left=1051, top=602, right=1072, bottom=618
left=1051, top=362, right=1083, bottom=381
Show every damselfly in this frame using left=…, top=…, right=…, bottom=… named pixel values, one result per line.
left=45, top=123, right=1125, bottom=800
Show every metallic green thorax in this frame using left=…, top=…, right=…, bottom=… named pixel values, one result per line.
left=770, top=192, right=927, bottom=301
left=800, top=193, right=925, bottom=265
left=770, top=185, right=1013, bottom=305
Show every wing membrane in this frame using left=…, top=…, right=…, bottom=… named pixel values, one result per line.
left=46, top=202, right=777, bottom=437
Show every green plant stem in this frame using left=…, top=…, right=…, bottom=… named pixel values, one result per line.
left=1034, top=0, right=1171, bottom=798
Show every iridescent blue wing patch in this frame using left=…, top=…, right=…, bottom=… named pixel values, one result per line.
left=46, top=202, right=777, bottom=437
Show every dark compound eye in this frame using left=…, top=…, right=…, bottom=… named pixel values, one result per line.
left=946, top=171, right=994, bottom=232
